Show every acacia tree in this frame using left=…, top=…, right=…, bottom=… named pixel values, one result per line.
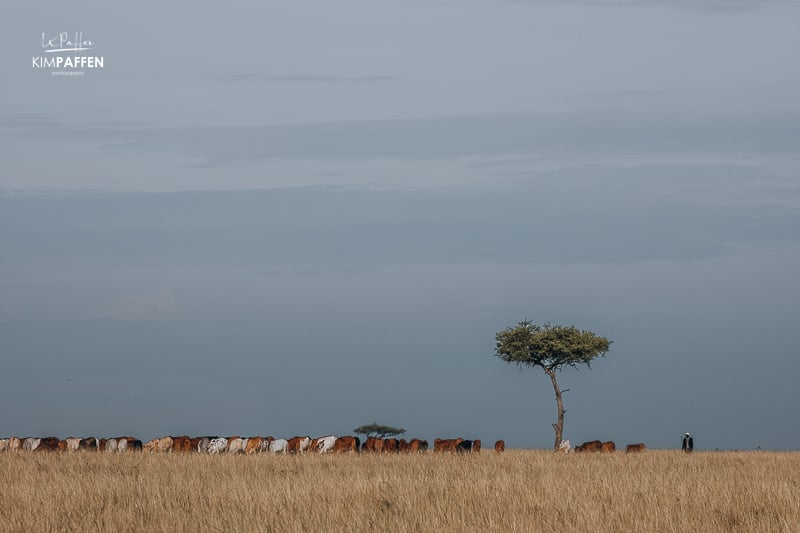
left=495, top=320, right=611, bottom=450
left=353, top=423, right=406, bottom=439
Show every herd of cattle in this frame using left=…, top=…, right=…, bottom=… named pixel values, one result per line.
left=0, top=435, right=498, bottom=454
left=0, top=435, right=646, bottom=454
left=563, top=440, right=648, bottom=453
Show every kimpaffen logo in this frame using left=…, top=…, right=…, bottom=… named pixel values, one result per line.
left=32, top=32, right=105, bottom=76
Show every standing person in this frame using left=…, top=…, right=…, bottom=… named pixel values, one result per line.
left=682, top=432, right=694, bottom=453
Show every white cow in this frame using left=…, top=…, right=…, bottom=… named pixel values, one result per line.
left=315, top=435, right=337, bottom=453
left=116, top=438, right=128, bottom=452
left=65, top=437, right=81, bottom=451
left=207, top=437, right=228, bottom=454
left=295, top=436, right=311, bottom=453
left=106, top=438, right=118, bottom=452
left=23, top=438, right=41, bottom=452
left=198, top=437, right=212, bottom=453
left=227, top=437, right=245, bottom=454
left=557, top=439, right=572, bottom=453
left=0, top=438, right=7, bottom=452
left=269, top=438, right=288, bottom=453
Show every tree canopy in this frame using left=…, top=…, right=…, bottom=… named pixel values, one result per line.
left=495, top=321, right=611, bottom=371
left=353, top=423, right=406, bottom=438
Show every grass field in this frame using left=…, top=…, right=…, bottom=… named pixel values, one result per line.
left=1, top=450, right=799, bottom=532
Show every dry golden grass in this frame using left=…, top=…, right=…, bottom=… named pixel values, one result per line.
left=1, top=450, right=799, bottom=532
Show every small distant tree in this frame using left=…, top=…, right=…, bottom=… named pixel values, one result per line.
left=495, top=320, right=611, bottom=450
left=353, top=422, right=406, bottom=439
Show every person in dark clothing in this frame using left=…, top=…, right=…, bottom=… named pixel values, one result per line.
left=682, top=432, right=694, bottom=453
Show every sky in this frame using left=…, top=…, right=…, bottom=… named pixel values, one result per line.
left=1, top=0, right=799, bottom=450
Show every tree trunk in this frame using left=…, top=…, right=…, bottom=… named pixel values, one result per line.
left=544, top=368, right=565, bottom=451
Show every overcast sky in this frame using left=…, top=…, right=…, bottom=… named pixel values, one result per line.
left=1, top=0, right=799, bottom=450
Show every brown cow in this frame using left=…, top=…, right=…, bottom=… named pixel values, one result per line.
left=473, top=439, right=481, bottom=453
left=575, top=440, right=603, bottom=453
left=625, top=443, right=647, bottom=453
left=398, top=439, right=409, bottom=452
left=434, top=438, right=463, bottom=452
left=34, top=437, right=61, bottom=452
left=361, top=436, right=385, bottom=453
left=494, top=440, right=505, bottom=453
left=172, top=436, right=193, bottom=453
left=383, top=438, right=399, bottom=453
left=333, top=436, right=360, bottom=453
left=144, top=436, right=173, bottom=453
left=329, top=436, right=350, bottom=453
left=57, top=440, right=68, bottom=452
left=408, top=438, right=427, bottom=453
left=245, top=437, right=263, bottom=455
left=600, top=441, right=616, bottom=453
left=287, top=436, right=311, bottom=453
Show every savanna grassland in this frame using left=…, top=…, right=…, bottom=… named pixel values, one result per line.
left=1, top=450, right=799, bottom=532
